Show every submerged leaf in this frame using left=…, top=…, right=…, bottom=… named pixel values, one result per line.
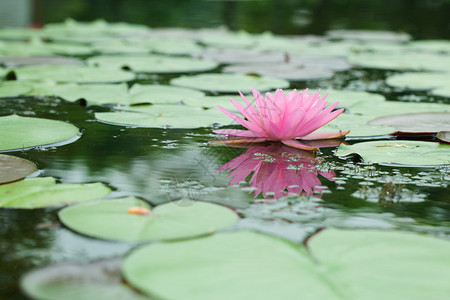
left=0, top=154, right=37, bottom=184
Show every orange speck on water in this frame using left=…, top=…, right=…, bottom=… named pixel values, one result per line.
left=127, top=206, right=152, bottom=216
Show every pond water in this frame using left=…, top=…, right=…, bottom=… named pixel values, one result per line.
left=1, top=1, right=450, bottom=299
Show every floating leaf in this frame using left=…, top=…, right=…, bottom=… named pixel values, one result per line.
left=59, top=197, right=239, bottom=242
left=49, top=83, right=130, bottom=105
left=318, top=89, right=386, bottom=109
left=122, top=230, right=337, bottom=300
left=318, top=113, right=395, bottom=137
left=348, top=53, right=450, bottom=72
left=21, top=259, right=150, bottom=300
left=0, top=115, right=80, bottom=152
left=0, top=81, right=32, bottom=97
left=13, top=64, right=136, bottom=83
left=368, top=112, right=450, bottom=133
left=409, top=40, right=450, bottom=53
left=386, top=72, right=450, bottom=91
left=0, top=177, right=111, bottom=209
left=223, top=63, right=334, bottom=81
left=0, top=56, right=84, bottom=68
left=437, top=131, right=450, bottom=143
left=308, top=228, right=450, bottom=300
left=129, top=84, right=205, bottom=105
left=196, top=48, right=284, bottom=64
left=171, top=73, right=289, bottom=93
left=123, top=228, right=450, bottom=300
left=95, top=104, right=230, bottom=128
left=326, top=29, right=411, bottom=42
left=349, top=100, right=450, bottom=118
left=87, top=55, right=218, bottom=73
left=432, top=86, right=450, bottom=98
left=182, top=95, right=238, bottom=111
left=336, top=140, right=450, bottom=166
left=0, top=154, right=37, bottom=184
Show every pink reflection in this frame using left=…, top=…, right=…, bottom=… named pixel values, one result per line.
left=216, top=143, right=336, bottom=199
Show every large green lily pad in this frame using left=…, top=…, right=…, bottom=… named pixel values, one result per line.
left=308, top=228, right=450, bottom=300
left=0, top=56, right=84, bottom=68
left=336, top=140, right=450, bottom=166
left=58, top=197, right=239, bottom=242
left=0, top=177, right=111, bottom=209
left=13, top=64, right=136, bottom=83
left=170, top=73, right=289, bottom=93
left=122, top=230, right=338, bottom=300
left=87, top=55, right=218, bottom=73
left=95, top=104, right=230, bottom=128
left=0, top=115, right=80, bottom=152
left=386, top=72, right=450, bottom=91
left=0, top=154, right=37, bottom=184
left=21, top=259, right=150, bottom=300
left=368, top=112, right=450, bottom=133
left=122, top=228, right=450, bottom=300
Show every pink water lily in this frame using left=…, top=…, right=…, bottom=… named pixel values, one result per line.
left=213, top=88, right=349, bottom=151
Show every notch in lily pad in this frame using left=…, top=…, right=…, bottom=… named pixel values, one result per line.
left=58, top=197, right=239, bottom=242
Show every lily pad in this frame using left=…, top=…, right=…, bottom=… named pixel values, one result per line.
left=135, top=38, right=203, bottom=55
left=223, top=63, right=334, bottom=81
left=319, top=113, right=396, bottom=137
left=0, top=115, right=80, bottom=152
left=0, top=56, right=84, bottom=68
left=0, top=177, right=111, bottom=209
left=0, top=81, right=32, bottom=97
left=170, top=73, right=289, bottom=93
left=336, top=140, right=450, bottom=166
left=386, top=72, right=450, bottom=91
left=129, top=84, right=205, bottom=105
left=432, top=86, right=450, bottom=98
left=122, top=228, right=450, bottom=300
left=326, top=29, right=411, bottom=42
left=21, top=259, right=150, bottom=300
left=122, top=230, right=338, bottom=300
left=49, top=83, right=130, bottom=105
left=349, top=100, right=450, bottom=118
left=437, top=131, right=450, bottom=143
left=87, top=55, right=218, bottom=73
left=409, top=40, right=450, bottom=53
left=348, top=53, right=450, bottom=72
left=95, top=104, right=230, bottom=128
left=308, top=228, right=450, bottom=300
left=196, top=48, right=285, bottom=64
left=182, top=95, right=239, bottom=111
left=368, top=112, right=450, bottom=133
left=58, top=197, right=239, bottom=242
left=317, top=89, right=386, bottom=109
left=0, top=154, right=37, bottom=184
left=13, top=64, right=136, bottom=83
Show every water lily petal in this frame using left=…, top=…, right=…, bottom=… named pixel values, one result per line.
left=300, top=130, right=350, bottom=140
left=281, top=139, right=318, bottom=151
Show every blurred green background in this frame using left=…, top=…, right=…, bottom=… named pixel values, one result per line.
left=0, top=0, right=449, bottom=38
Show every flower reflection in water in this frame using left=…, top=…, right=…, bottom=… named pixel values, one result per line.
left=216, top=142, right=338, bottom=199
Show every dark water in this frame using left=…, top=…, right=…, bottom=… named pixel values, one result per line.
left=1, top=1, right=450, bottom=299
